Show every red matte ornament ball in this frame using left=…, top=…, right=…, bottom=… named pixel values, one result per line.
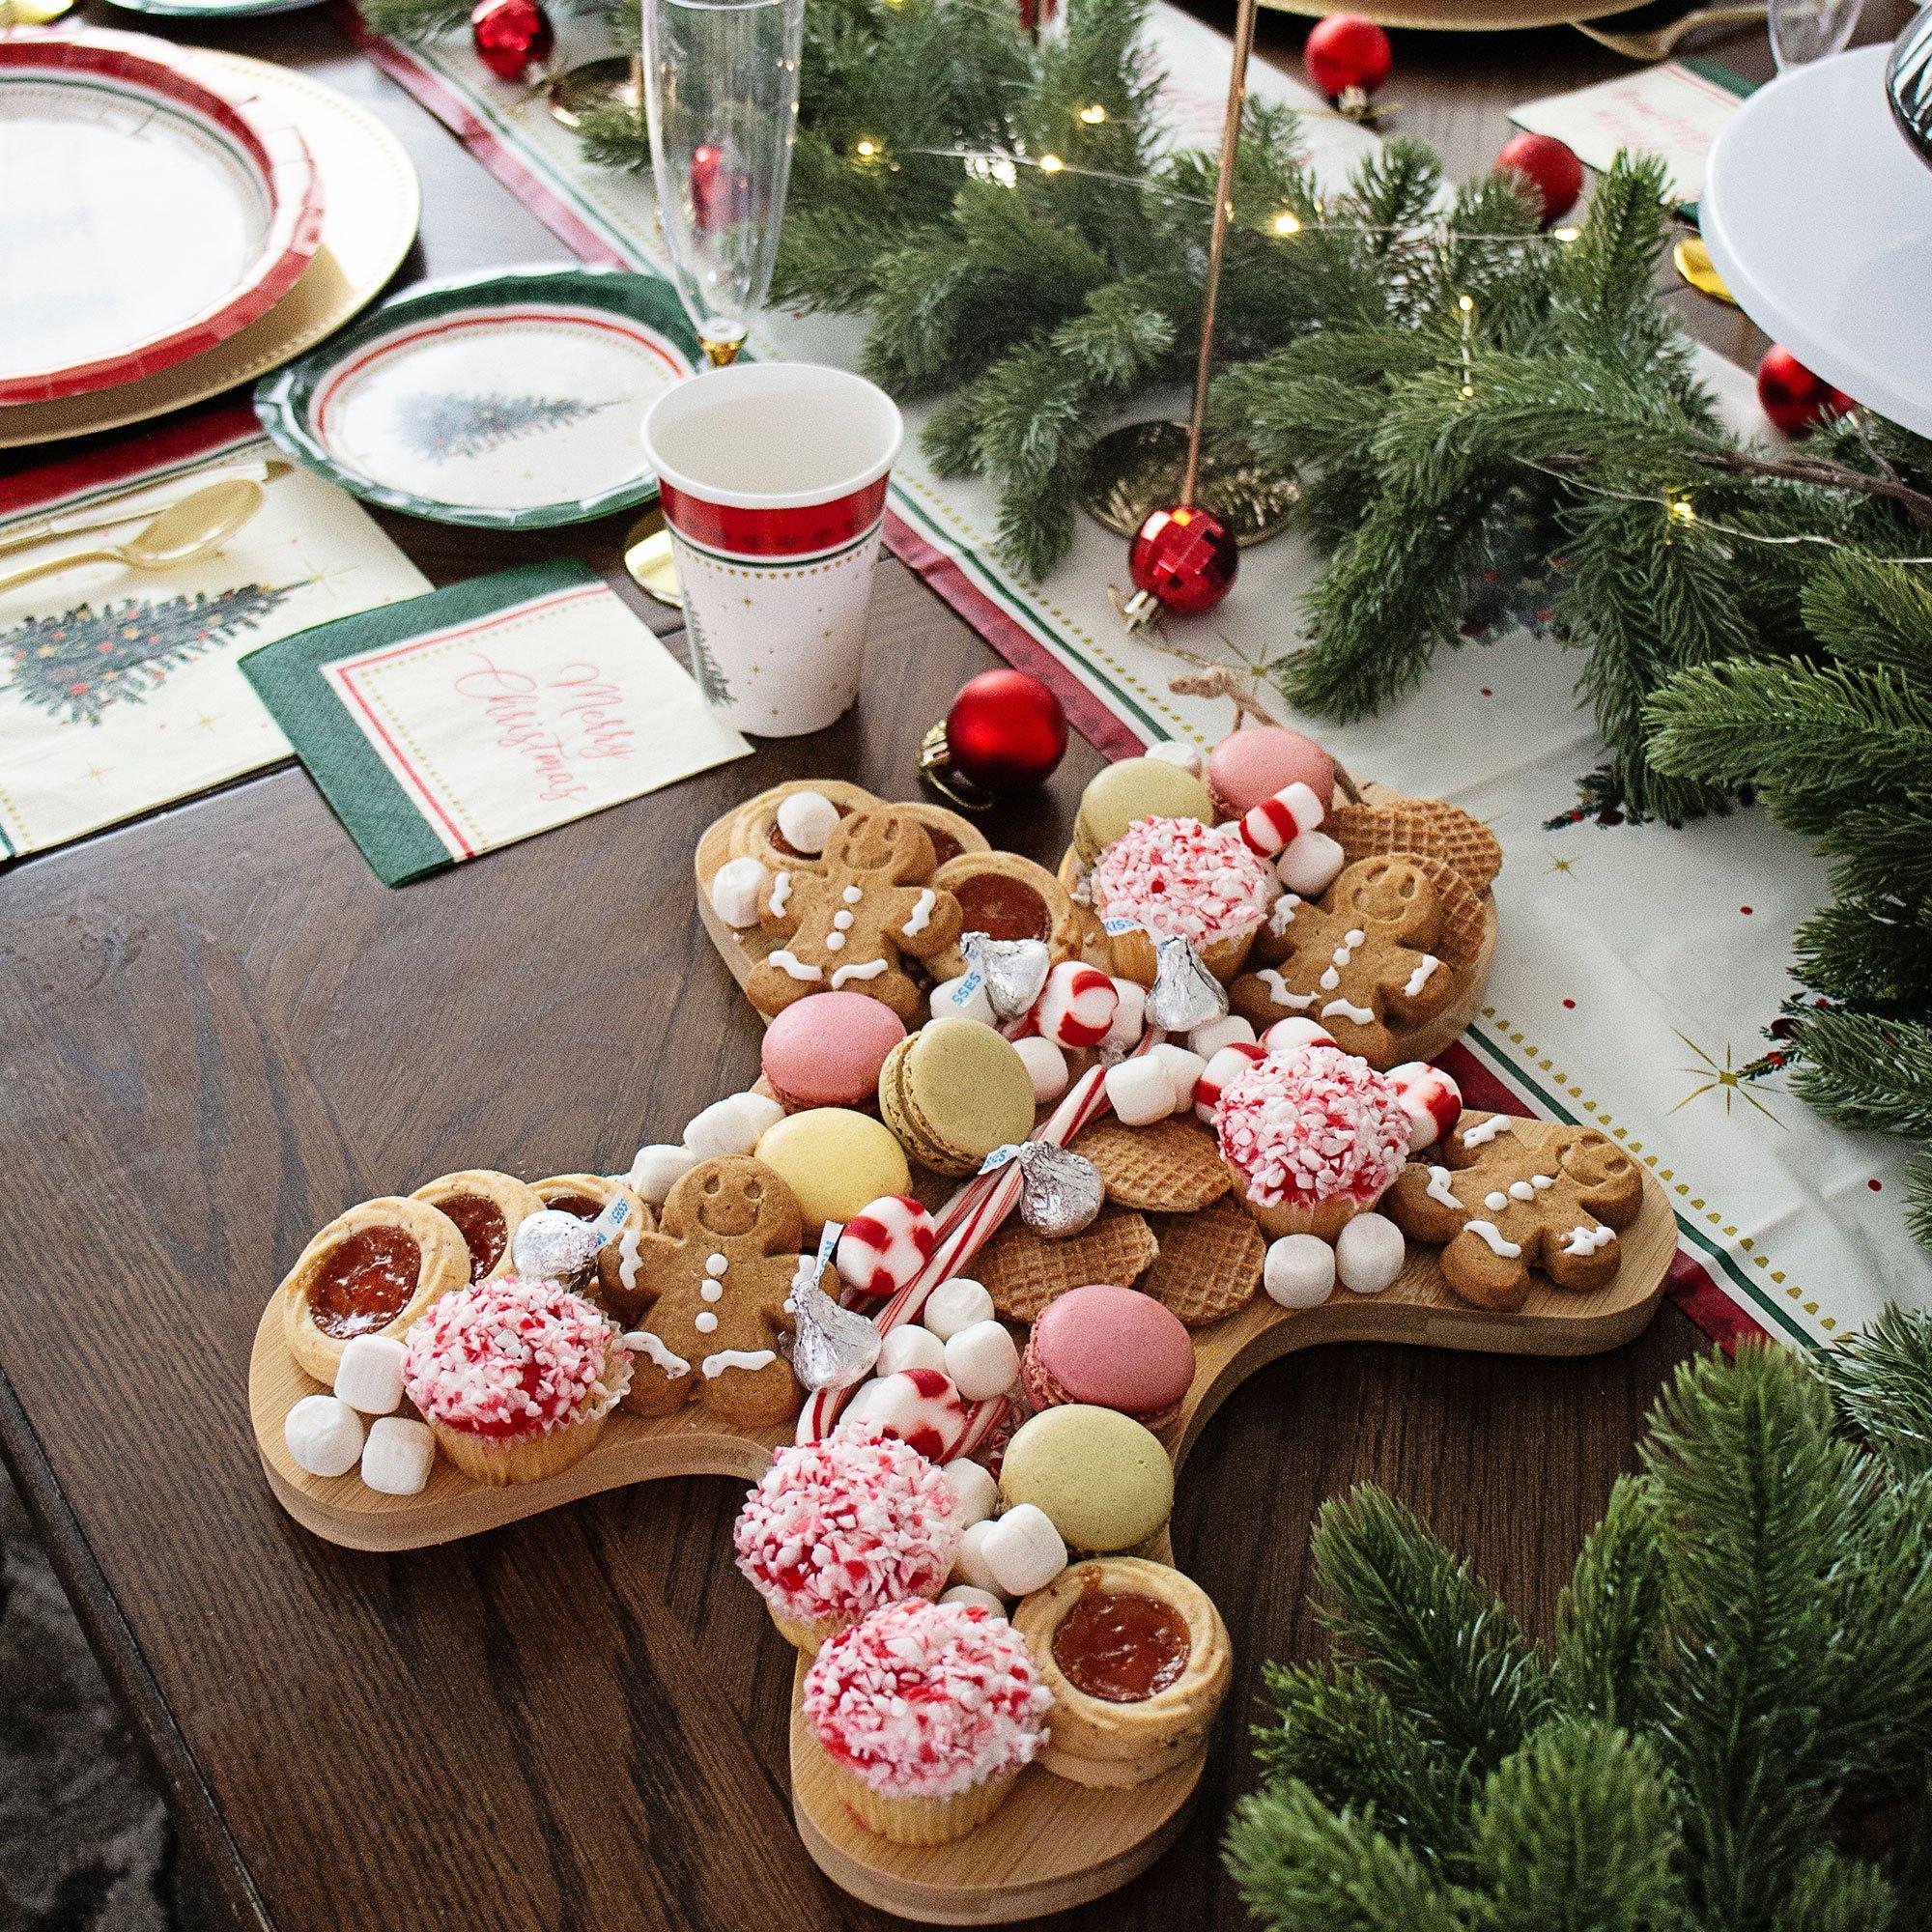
left=1495, top=130, right=1582, bottom=224
left=1303, top=14, right=1392, bottom=100
left=470, top=0, right=554, bottom=79
left=945, top=669, right=1069, bottom=793
left=1755, top=344, right=1855, bottom=437
left=1129, top=502, right=1239, bottom=618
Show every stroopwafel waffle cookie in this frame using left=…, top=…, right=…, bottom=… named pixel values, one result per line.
left=1143, top=1195, right=1265, bottom=1326
left=1073, top=1116, right=1232, bottom=1214
left=977, top=1208, right=1160, bottom=1323
left=1409, top=853, right=1487, bottom=970
left=1330, top=797, right=1503, bottom=895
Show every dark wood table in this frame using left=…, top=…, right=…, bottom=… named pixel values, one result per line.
left=1, top=5, right=1894, bottom=1926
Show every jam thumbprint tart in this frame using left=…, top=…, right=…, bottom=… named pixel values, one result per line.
left=1012, top=1557, right=1230, bottom=1787
left=409, top=1169, right=545, bottom=1283
left=280, top=1197, right=469, bottom=1384
left=926, top=851, right=1082, bottom=984
left=531, top=1174, right=653, bottom=1321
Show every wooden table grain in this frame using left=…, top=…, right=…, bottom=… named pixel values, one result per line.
left=3, top=5, right=1888, bottom=1925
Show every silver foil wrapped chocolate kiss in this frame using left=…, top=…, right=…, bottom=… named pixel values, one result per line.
left=510, top=1209, right=604, bottom=1293
left=1009, top=1140, right=1105, bottom=1237
left=1144, top=932, right=1227, bottom=1033
left=785, top=1257, right=883, bottom=1392
left=959, top=929, right=1052, bottom=1021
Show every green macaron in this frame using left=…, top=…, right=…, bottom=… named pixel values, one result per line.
left=999, top=1405, right=1175, bottom=1552
left=878, top=1018, right=1037, bottom=1177
left=1073, top=757, right=1215, bottom=864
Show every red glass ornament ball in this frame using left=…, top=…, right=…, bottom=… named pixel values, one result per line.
left=1303, top=14, right=1393, bottom=100
left=1129, top=502, right=1239, bottom=617
left=470, top=0, right=554, bottom=79
left=1755, top=345, right=1855, bottom=437
left=1495, top=130, right=1583, bottom=225
left=945, top=669, right=1069, bottom=793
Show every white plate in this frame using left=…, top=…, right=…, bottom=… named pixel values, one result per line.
left=1702, top=45, right=1932, bottom=437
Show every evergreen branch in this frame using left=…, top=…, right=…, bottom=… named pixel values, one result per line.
left=1782, top=1009, right=1932, bottom=1139
left=1553, top=1474, right=1666, bottom=1731
left=1769, top=1849, right=1897, bottom=1932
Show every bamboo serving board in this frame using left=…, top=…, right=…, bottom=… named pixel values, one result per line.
left=249, top=787, right=1665, bottom=1922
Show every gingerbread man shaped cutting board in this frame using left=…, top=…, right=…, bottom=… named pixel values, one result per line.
left=747, top=809, right=963, bottom=1022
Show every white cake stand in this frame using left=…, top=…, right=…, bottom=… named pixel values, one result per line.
left=1702, top=45, right=1932, bottom=437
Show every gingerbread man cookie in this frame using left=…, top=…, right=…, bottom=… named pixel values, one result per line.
left=745, top=809, right=963, bottom=1022
left=617, top=1156, right=809, bottom=1429
left=1229, top=856, right=1456, bottom=1068
left=1383, top=1112, right=1644, bottom=1311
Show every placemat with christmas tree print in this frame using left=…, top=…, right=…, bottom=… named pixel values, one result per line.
left=241, top=557, right=750, bottom=885
left=0, top=402, right=427, bottom=861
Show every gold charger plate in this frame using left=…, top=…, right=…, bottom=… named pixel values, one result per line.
left=1260, top=0, right=1637, bottom=30
left=0, top=51, right=419, bottom=448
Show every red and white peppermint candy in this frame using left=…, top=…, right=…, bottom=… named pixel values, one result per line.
left=845, top=1367, right=969, bottom=1463
left=1388, top=1061, right=1463, bottom=1151
left=1193, top=1039, right=1267, bottom=1123
left=1238, top=781, right=1326, bottom=859
left=1030, top=960, right=1119, bottom=1050
left=837, top=1196, right=938, bottom=1298
left=1261, top=1016, right=1340, bottom=1056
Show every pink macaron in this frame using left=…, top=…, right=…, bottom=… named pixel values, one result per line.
left=1019, top=1284, right=1196, bottom=1431
left=761, top=991, right=907, bottom=1112
left=1207, top=725, right=1335, bottom=819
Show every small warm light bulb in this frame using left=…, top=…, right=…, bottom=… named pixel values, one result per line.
left=1038, top=152, right=1065, bottom=173
left=854, top=137, right=879, bottom=159
left=1668, top=497, right=1696, bottom=524
left=1457, top=294, right=1475, bottom=314
left=1461, top=384, right=1476, bottom=399
left=1270, top=210, right=1301, bottom=236
left=1552, top=224, right=1580, bottom=242
left=1078, top=102, right=1107, bottom=124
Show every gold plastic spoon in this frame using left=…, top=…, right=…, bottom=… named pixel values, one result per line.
left=0, top=479, right=264, bottom=598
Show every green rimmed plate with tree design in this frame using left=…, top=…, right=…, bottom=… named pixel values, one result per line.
left=254, top=265, right=700, bottom=528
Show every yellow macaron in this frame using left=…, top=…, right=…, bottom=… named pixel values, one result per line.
left=755, top=1107, right=911, bottom=1227
left=999, top=1405, right=1175, bottom=1552
left=878, top=1019, right=1037, bottom=1177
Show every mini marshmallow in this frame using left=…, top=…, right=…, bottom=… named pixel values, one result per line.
left=1262, top=1016, right=1339, bottom=1056
left=1276, top=829, right=1346, bottom=897
left=941, top=1457, right=1002, bottom=1529
left=952, top=1518, right=1005, bottom=1593
left=709, top=856, right=770, bottom=930
left=684, top=1092, right=784, bottom=1160
left=981, top=1503, right=1068, bottom=1598
left=922, top=1276, right=996, bottom=1342
left=284, top=1395, right=365, bottom=1479
left=1335, top=1212, right=1406, bottom=1295
left=332, top=1333, right=407, bottom=1416
left=1013, top=1036, right=1070, bottom=1106
left=945, top=1320, right=1021, bottom=1402
left=1239, top=780, right=1326, bottom=858
left=1105, top=1054, right=1176, bottom=1127
left=1189, top=1014, right=1257, bottom=1059
left=878, top=1324, right=947, bottom=1376
left=775, top=788, right=839, bottom=855
left=1143, top=738, right=1205, bottom=776
left=359, top=1415, right=436, bottom=1495
left=1193, top=1040, right=1268, bottom=1123
left=1100, top=976, right=1148, bottom=1056
left=1149, top=1042, right=1207, bottom=1117
left=1388, top=1061, right=1463, bottom=1151
left=628, top=1142, right=701, bottom=1205
left=940, top=1584, right=1009, bottom=1615
left=931, top=974, right=997, bottom=1027
left=1264, top=1234, right=1336, bottom=1310
left=1032, top=960, right=1119, bottom=1050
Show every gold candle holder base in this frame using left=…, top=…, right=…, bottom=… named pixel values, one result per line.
left=916, top=723, right=998, bottom=810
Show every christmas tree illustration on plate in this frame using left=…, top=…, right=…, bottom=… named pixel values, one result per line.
left=393, top=391, right=615, bottom=463
left=1, top=582, right=296, bottom=727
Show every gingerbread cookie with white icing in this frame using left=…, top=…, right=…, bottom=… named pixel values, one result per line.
left=745, top=808, right=963, bottom=1023
left=617, top=1156, right=810, bottom=1429
left=1383, top=1112, right=1643, bottom=1310
left=1229, top=856, right=1456, bottom=1068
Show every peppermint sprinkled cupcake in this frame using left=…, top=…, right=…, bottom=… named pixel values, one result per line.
left=733, top=1421, right=960, bottom=1655
left=402, top=1273, right=631, bottom=1486
left=1090, top=815, right=1278, bottom=984
left=1216, top=1044, right=1410, bottom=1239
left=802, top=1598, right=1053, bottom=1844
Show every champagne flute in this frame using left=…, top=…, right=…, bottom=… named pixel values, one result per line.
left=640, top=0, right=805, bottom=368
left=1768, top=0, right=1864, bottom=69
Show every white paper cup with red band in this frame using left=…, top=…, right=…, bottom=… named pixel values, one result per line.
left=641, top=361, right=903, bottom=737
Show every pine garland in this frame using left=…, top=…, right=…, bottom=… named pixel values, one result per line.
left=1227, top=1323, right=1932, bottom=1932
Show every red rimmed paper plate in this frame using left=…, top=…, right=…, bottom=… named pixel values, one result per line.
left=0, top=26, right=324, bottom=406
